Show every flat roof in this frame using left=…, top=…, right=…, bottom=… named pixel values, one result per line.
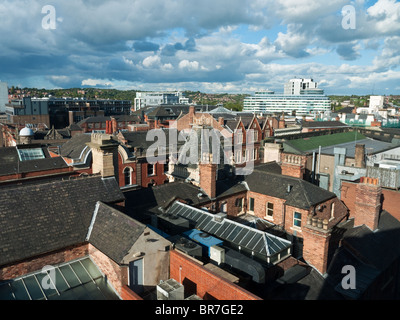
left=284, top=131, right=366, bottom=153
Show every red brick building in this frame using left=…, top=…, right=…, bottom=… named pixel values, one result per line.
left=0, top=176, right=171, bottom=300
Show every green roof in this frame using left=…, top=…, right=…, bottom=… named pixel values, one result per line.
left=284, top=131, right=366, bottom=153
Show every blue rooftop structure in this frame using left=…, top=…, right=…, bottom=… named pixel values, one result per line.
left=183, top=229, right=223, bottom=256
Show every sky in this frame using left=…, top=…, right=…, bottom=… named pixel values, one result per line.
left=0, top=0, right=400, bottom=95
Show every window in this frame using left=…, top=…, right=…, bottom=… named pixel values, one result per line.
left=17, top=148, right=45, bottom=161
left=236, top=130, right=243, bottom=144
left=249, top=197, right=255, bottom=212
left=163, top=161, right=169, bottom=174
left=220, top=203, right=227, bottom=213
left=294, top=212, right=302, bottom=228
left=235, top=151, right=241, bottom=163
left=266, top=202, right=274, bottom=217
left=330, top=203, right=335, bottom=221
left=235, top=198, right=244, bottom=211
left=252, top=148, right=258, bottom=161
left=253, top=130, right=258, bottom=142
left=147, top=163, right=155, bottom=176
left=124, top=167, right=132, bottom=186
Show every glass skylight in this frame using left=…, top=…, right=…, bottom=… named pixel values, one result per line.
left=17, top=148, right=45, bottom=161
left=0, top=257, right=120, bottom=300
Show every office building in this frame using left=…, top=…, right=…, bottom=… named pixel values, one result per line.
left=134, top=91, right=189, bottom=111
left=243, top=79, right=331, bottom=115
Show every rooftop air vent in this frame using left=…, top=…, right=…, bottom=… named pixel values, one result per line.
left=199, top=232, right=210, bottom=238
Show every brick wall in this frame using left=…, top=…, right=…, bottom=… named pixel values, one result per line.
left=118, top=152, right=137, bottom=187
left=247, top=191, right=286, bottom=226
left=169, top=250, right=262, bottom=300
left=216, top=191, right=247, bottom=217
left=0, top=243, right=89, bottom=281
left=342, top=181, right=400, bottom=222
left=284, top=205, right=309, bottom=235
left=354, top=178, right=381, bottom=230
left=199, top=163, right=217, bottom=198
left=120, top=285, right=143, bottom=300
left=302, top=226, right=331, bottom=274
left=0, top=166, right=73, bottom=183
left=88, top=244, right=128, bottom=297
left=281, top=163, right=305, bottom=179
left=141, top=162, right=168, bottom=187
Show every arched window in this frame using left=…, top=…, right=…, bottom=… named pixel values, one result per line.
left=124, top=167, right=132, bottom=186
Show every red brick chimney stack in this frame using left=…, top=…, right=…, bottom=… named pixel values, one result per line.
left=354, top=177, right=381, bottom=231
left=111, top=117, right=118, bottom=134
left=106, top=120, right=112, bottom=134
left=199, top=154, right=217, bottom=199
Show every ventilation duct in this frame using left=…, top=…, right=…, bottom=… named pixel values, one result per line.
left=224, top=247, right=265, bottom=284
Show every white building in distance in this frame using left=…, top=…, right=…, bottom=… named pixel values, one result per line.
left=0, top=81, right=8, bottom=113
left=243, top=78, right=331, bottom=116
left=134, top=91, right=189, bottom=111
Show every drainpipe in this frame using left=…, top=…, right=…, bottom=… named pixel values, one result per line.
left=312, top=151, right=316, bottom=184
left=317, top=146, right=322, bottom=175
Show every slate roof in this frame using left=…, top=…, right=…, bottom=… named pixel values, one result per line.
left=253, top=162, right=282, bottom=175
left=224, top=120, right=240, bottom=132
left=152, top=181, right=212, bottom=208
left=0, top=176, right=125, bottom=267
left=244, top=170, right=337, bottom=210
left=120, top=131, right=155, bottom=149
left=87, top=202, right=147, bottom=264
left=59, top=133, right=92, bottom=159
left=0, top=146, right=69, bottom=176
left=341, top=211, right=400, bottom=271
left=319, top=211, right=400, bottom=299
left=77, top=116, right=111, bottom=125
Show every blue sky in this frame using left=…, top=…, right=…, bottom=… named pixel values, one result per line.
left=0, top=0, right=399, bottom=95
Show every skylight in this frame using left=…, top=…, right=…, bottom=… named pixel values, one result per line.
left=17, top=148, right=45, bottom=161
left=0, top=257, right=120, bottom=300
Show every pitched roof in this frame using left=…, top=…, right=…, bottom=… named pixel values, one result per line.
left=0, top=146, right=69, bottom=176
left=77, top=116, right=111, bottom=125
left=341, top=211, right=400, bottom=271
left=59, top=133, right=92, bottom=159
left=0, top=176, right=125, bottom=267
left=244, top=170, right=336, bottom=209
left=87, top=202, right=147, bottom=264
left=152, top=181, right=212, bottom=208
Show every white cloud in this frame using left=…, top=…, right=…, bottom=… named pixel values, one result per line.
left=123, top=56, right=134, bottom=66
left=81, top=78, right=114, bottom=87
left=161, top=63, right=173, bottom=71
left=178, top=60, right=199, bottom=71
left=367, top=0, right=400, bottom=34
left=142, top=55, right=161, bottom=68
